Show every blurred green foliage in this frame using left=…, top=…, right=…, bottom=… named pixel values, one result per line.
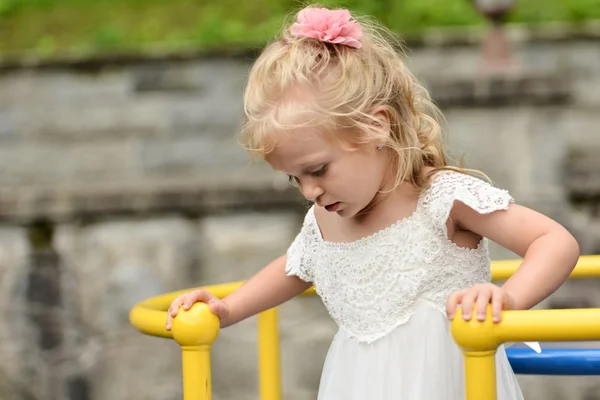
left=1, top=0, right=599, bottom=57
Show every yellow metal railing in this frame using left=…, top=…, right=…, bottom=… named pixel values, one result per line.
left=129, top=254, right=600, bottom=400
left=452, top=306, right=600, bottom=399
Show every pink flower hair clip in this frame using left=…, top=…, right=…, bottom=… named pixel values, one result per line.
left=289, top=7, right=363, bottom=49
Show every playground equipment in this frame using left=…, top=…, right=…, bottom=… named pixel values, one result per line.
left=129, top=254, right=600, bottom=400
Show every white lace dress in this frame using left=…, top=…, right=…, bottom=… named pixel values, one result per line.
left=285, top=171, right=524, bottom=400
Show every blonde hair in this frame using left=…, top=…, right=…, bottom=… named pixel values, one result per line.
left=241, top=4, right=476, bottom=191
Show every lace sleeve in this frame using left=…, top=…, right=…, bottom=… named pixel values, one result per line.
left=421, top=171, right=514, bottom=235
left=285, top=207, right=316, bottom=283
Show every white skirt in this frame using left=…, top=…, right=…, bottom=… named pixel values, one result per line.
left=317, top=302, right=523, bottom=400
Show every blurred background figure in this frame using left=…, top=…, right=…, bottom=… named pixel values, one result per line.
left=0, top=1, right=599, bottom=399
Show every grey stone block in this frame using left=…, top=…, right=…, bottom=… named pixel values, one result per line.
left=22, top=99, right=168, bottom=140
left=0, top=141, right=139, bottom=185
left=0, top=70, right=129, bottom=108
left=0, top=144, right=23, bottom=184
left=0, top=109, right=16, bottom=140
left=133, top=63, right=204, bottom=93
left=167, top=96, right=244, bottom=136
left=140, top=136, right=249, bottom=175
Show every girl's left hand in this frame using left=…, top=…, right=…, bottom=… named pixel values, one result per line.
left=446, top=283, right=516, bottom=323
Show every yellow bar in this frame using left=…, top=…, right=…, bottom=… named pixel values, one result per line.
left=491, top=254, right=600, bottom=281
left=452, top=306, right=600, bottom=400
left=494, top=308, right=600, bottom=342
left=452, top=307, right=500, bottom=400
left=452, top=307, right=600, bottom=351
left=464, top=351, right=496, bottom=400
left=129, top=303, right=173, bottom=339
left=181, top=346, right=213, bottom=400
left=258, top=308, right=282, bottom=400
left=170, top=303, right=221, bottom=400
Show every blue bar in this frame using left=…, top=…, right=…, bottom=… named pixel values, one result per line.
left=507, top=348, right=600, bottom=375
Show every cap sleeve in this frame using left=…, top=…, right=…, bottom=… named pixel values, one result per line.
left=421, top=171, right=514, bottom=235
left=285, top=207, right=318, bottom=283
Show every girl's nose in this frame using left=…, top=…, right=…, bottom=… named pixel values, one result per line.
left=300, top=181, right=324, bottom=203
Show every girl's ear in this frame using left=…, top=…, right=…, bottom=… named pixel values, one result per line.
left=369, top=106, right=391, bottom=134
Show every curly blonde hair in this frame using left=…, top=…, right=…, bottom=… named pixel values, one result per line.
left=241, top=4, right=473, bottom=191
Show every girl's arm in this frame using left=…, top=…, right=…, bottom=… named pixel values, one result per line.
left=167, top=254, right=312, bottom=329
left=446, top=202, right=580, bottom=321
left=222, top=254, right=312, bottom=327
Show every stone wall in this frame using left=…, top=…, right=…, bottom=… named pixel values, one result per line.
left=0, top=24, right=600, bottom=400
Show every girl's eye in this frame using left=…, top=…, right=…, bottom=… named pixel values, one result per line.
left=311, top=164, right=328, bottom=177
left=287, top=164, right=327, bottom=186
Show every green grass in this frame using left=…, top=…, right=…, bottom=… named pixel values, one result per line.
left=1, top=0, right=599, bottom=58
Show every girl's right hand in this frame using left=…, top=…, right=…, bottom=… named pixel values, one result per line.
left=165, top=289, right=230, bottom=331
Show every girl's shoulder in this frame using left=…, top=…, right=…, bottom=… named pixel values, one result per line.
left=284, top=205, right=320, bottom=283
left=419, top=169, right=514, bottom=226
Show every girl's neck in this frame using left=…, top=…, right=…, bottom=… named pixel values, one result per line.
left=351, top=181, right=420, bottom=226
left=350, top=166, right=435, bottom=226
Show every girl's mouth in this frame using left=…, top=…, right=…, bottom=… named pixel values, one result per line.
left=325, top=202, right=340, bottom=212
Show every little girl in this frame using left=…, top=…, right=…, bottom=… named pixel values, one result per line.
left=166, top=5, right=580, bottom=399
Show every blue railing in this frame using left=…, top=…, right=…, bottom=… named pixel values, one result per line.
left=507, top=348, right=600, bottom=375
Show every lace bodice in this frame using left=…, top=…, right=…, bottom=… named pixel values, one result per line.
left=285, top=171, right=514, bottom=343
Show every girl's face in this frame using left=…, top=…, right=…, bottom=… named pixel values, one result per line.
left=265, top=129, right=391, bottom=218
